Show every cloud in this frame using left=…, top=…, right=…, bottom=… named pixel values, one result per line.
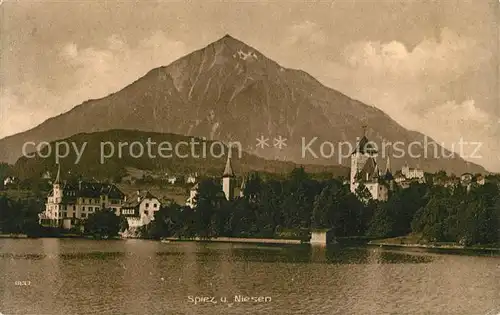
left=422, top=100, right=498, bottom=158
left=283, top=21, right=327, bottom=47
left=278, top=24, right=498, bottom=171
left=342, top=28, right=490, bottom=81
left=0, top=31, right=187, bottom=138
left=320, top=28, right=498, bottom=171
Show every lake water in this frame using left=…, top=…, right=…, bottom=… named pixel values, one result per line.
left=0, top=239, right=498, bottom=315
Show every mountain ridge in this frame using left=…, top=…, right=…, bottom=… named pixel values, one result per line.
left=12, top=129, right=349, bottom=180
left=0, top=34, right=486, bottom=175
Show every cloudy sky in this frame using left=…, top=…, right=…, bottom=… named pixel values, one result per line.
left=1, top=0, right=499, bottom=171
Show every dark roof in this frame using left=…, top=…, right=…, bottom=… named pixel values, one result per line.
left=123, top=190, right=158, bottom=208
left=49, top=181, right=124, bottom=200
left=384, top=171, right=394, bottom=181
left=356, top=157, right=379, bottom=182
left=352, top=136, right=378, bottom=155
left=223, top=155, right=235, bottom=177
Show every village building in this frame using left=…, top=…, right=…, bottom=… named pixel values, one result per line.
left=460, top=173, right=474, bottom=186
left=121, top=190, right=162, bottom=228
left=39, top=165, right=125, bottom=229
left=186, top=183, right=198, bottom=209
left=476, top=175, right=486, bottom=186
left=167, top=175, right=177, bottom=184
left=401, top=163, right=425, bottom=180
left=3, top=176, right=16, bottom=187
left=186, top=173, right=198, bottom=184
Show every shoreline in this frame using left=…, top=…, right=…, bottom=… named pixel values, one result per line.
left=368, top=241, right=500, bottom=252
left=162, top=236, right=303, bottom=245
left=0, top=234, right=28, bottom=238
left=2, top=234, right=498, bottom=253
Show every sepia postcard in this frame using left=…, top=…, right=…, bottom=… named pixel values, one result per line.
left=0, top=1, right=499, bottom=314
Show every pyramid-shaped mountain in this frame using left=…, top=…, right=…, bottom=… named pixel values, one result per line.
left=0, top=35, right=485, bottom=174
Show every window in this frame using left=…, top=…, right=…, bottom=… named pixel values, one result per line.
left=124, top=209, right=135, bottom=215
left=144, top=210, right=149, bottom=215
left=95, top=207, right=99, bottom=211
left=82, top=206, right=85, bottom=211
left=145, top=203, right=149, bottom=208
left=73, top=205, right=76, bottom=210
left=63, top=212, right=67, bottom=217
left=81, top=213, right=86, bottom=218
left=153, top=204, right=158, bottom=208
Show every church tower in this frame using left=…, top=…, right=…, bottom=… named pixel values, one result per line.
left=222, top=154, right=235, bottom=201
left=350, top=126, right=377, bottom=193
left=53, top=163, right=64, bottom=203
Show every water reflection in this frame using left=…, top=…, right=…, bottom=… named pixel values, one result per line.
left=0, top=239, right=498, bottom=315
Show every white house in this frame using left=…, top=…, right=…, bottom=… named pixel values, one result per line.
left=121, top=190, right=162, bottom=228
left=167, top=176, right=177, bottom=184
left=186, top=183, right=198, bottom=209
left=3, top=176, right=16, bottom=186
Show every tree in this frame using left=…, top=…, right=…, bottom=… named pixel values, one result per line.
left=194, top=178, right=227, bottom=238
left=84, top=209, right=120, bottom=238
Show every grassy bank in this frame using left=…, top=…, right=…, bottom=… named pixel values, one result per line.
left=369, top=234, right=500, bottom=251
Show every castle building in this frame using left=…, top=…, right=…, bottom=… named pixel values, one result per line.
left=121, top=190, right=162, bottom=228
left=350, top=130, right=391, bottom=201
left=402, top=163, right=425, bottom=180
left=39, top=165, right=125, bottom=229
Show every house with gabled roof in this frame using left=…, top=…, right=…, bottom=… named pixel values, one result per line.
left=121, top=190, right=161, bottom=228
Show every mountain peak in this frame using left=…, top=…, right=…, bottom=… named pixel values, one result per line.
left=213, top=34, right=249, bottom=48
left=210, top=34, right=263, bottom=63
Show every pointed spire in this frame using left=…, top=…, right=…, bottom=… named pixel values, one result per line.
left=54, top=163, right=61, bottom=185
left=240, top=176, right=246, bottom=190
left=362, top=125, right=368, bottom=137
left=373, top=163, right=380, bottom=178
left=223, top=154, right=235, bottom=177
left=385, top=155, right=391, bottom=174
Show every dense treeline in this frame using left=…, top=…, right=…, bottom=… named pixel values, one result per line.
left=0, top=196, right=44, bottom=236
left=142, top=168, right=499, bottom=246
left=1, top=167, right=499, bottom=246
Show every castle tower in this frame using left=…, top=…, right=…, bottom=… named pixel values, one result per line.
left=53, top=164, right=63, bottom=203
left=222, top=154, right=235, bottom=201
left=350, top=126, right=377, bottom=193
